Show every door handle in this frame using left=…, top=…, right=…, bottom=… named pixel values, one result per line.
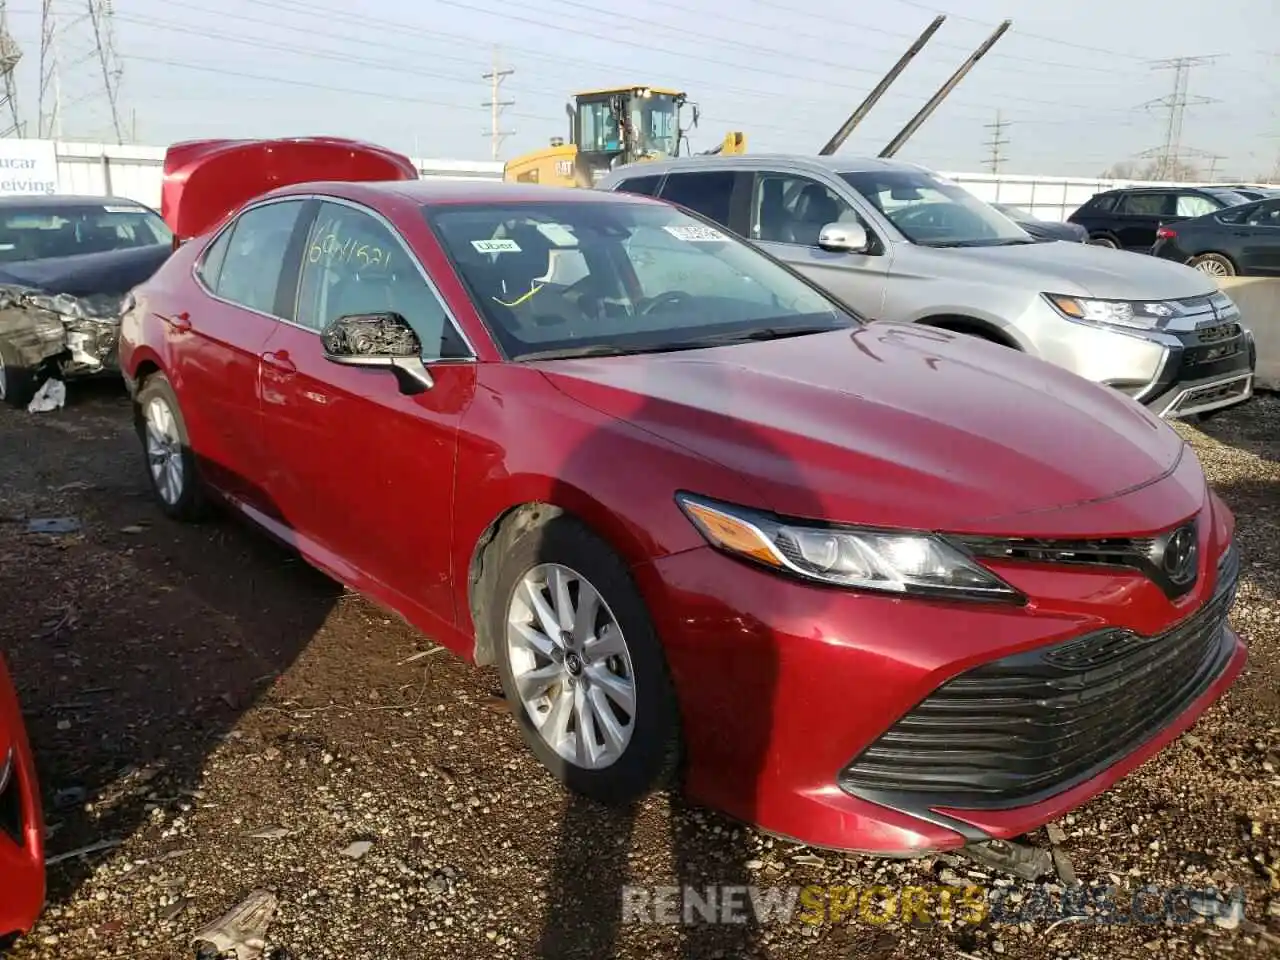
left=161, top=311, right=192, bottom=333
left=261, top=350, right=296, bottom=374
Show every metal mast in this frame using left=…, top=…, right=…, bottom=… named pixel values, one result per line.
left=0, top=0, right=22, bottom=136
left=1139, top=56, right=1217, bottom=180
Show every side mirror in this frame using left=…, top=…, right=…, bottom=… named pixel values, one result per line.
left=817, top=222, right=869, bottom=254
left=320, top=312, right=434, bottom=393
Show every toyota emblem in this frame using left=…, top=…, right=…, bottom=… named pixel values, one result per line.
left=1162, top=523, right=1198, bottom=585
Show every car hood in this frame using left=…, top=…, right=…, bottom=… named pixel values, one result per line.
left=540, top=325, right=1189, bottom=535
left=924, top=238, right=1214, bottom=299
left=0, top=244, right=171, bottom=298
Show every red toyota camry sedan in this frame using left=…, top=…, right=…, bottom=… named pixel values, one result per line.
left=118, top=138, right=1245, bottom=857
left=0, top=653, right=44, bottom=940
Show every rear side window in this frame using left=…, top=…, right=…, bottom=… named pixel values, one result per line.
left=614, top=175, right=662, bottom=197
left=1245, top=200, right=1280, bottom=227
left=212, top=200, right=307, bottom=316
left=1085, top=194, right=1117, bottom=213
left=1176, top=194, right=1217, bottom=218
left=658, top=171, right=738, bottom=227
left=1118, top=192, right=1172, bottom=216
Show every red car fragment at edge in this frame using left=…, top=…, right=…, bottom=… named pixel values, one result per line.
left=117, top=136, right=1245, bottom=862
left=0, top=652, right=44, bottom=940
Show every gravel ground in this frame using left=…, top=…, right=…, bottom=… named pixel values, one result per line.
left=0, top=382, right=1277, bottom=960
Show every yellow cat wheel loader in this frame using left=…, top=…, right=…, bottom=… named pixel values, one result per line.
left=503, top=85, right=746, bottom=188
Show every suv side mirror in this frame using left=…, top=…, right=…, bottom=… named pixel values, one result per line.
left=817, top=222, right=869, bottom=254
left=321, top=311, right=434, bottom=393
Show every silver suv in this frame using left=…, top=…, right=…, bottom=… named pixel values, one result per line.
left=597, top=155, right=1256, bottom=419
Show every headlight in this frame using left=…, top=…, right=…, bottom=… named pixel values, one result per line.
left=1044, top=294, right=1182, bottom=331
left=676, top=493, right=1023, bottom=602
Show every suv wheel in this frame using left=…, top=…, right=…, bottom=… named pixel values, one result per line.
left=1188, top=253, right=1235, bottom=278
left=1088, top=235, right=1119, bottom=249
left=493, top=516, right=680, bottom=805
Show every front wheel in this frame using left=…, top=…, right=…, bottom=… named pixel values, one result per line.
left=134, top=373, right=207, bottom=522
left=0, top=337, right=40, bottom=409
left=1188, top=253, right=1235, bottom=278
left=493, top=516, right=680, bottom=805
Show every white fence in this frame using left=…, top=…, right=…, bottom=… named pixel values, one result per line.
left=4, top=139, right=1276, bottom=222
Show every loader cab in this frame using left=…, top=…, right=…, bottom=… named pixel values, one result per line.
left=570, top=86, right=687, bottom=185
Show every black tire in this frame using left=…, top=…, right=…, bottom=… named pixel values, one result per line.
left=1187, top=252, right=1236, bottom=278
left=133, top=372, right=208, bottom=522
left=0, top=337, right=40, bottom=409
left=491, top=515, right=680, bottom=805
left=1087, top=235, right=1119, bottom=249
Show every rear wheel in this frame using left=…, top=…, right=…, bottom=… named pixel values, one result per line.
left=1088, top=235, right=1119, bottom=249
left=0, top=337, right=39, bottom=409
left=492, top=516, right=680, bottom=805
left=1188, top=253, right=1235, bottom=278
left=134, top=373, right=207, bottom=522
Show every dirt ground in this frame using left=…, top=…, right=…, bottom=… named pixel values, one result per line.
left=1, top=381, right=1277, bottom=960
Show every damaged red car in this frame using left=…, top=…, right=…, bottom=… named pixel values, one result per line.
left=117, top=137, right=1245, bottom=859
left=0, top=653, right=44, bottom=941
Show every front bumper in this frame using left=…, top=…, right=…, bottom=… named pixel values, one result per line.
left=636, top=491, right=1243, bottom=856
left=0, top=661, right=44, bottom=939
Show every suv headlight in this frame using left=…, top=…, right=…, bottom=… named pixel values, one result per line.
left=676, top=493, right=1023, bottom=602
left=1044, top=294, right=1182, bottom=331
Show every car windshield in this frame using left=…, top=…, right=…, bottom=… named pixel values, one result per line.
left=841, top=170, right=1034, bottom=247
left=0, top=202, right=172, bottom=263
left=426, top=200, right=853, bottom=361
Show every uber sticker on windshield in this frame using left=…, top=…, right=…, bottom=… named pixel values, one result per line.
left=536, top=223, right=578, bottom=247
left=663, top=225, right=728, bottom=242
left=471, top=238, right=522, bottom=253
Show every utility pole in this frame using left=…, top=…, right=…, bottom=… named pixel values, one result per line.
left=1139, top=56, right=1218, bottom=180
left=983, top=110, right=1009, bottom=173
left=0, top=0, right=22, bottom=136
left=481, top=47, right=514, bottom=161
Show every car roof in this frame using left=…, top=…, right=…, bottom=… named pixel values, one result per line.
left=268, top=179, right=663, bottom=207
left=599, top=153, right=932, bottom=180
left=0, top=194, right=154, bottom=207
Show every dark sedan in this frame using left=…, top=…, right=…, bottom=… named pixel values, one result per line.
left=1152, top=196, right=1280, bottom=277
left=992, top=203, right=1087, bottom=242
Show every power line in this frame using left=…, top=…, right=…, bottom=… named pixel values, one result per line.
left=983, top=109, right=1009, bottom=173
left=1139, top=56, right=1219, bottom=180
left=481, top=46, right=514, bottom=161
left=85, top=0, right=123, bottom=143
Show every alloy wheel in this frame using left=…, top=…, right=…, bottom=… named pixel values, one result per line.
left=144, top=396, right=185, bottom=505
left=1192, top=257, right=1230, bottom=278
left=505, top=562, right=637, bottom=770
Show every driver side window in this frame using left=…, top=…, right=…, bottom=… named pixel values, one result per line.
left=294, top=201, right=466, bottom=358
left=754, top=174, right=858, bottom=246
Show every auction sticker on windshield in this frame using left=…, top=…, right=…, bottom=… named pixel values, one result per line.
left=664, top=225, right=728, bottom=242
left=472, top=238, right=521, bottom=253
left=536, top=223, right=578, bottom=247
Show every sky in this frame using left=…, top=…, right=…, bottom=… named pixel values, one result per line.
left=3, top=0, right=1277, bottom=179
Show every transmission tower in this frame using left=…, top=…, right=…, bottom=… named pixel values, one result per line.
left=38, top=0, right=125, bottom=142
left=481, top=47, right=514, bottom=161
left=87, top=0, right=124, bottom=143
left=983, top=110, right=1009, bottom=173
left=1139, top=56, right=1218, bottom=180
left=0, top=1, right=22, bottom=136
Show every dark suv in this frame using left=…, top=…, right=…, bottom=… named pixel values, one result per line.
left=1069, top=187, right=1253, bottom=252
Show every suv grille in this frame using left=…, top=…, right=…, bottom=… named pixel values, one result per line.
left=838, top=543, right=1239, bottom=810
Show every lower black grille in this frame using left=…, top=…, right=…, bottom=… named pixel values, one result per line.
left=838, top=544, right=1240, bottom=810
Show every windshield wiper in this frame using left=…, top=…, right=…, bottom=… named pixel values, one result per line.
left=516, top=344, right=653, bottom=361
left=665, top=324, right=846, bottom=349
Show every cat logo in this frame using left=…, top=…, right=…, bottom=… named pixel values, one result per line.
left=555, top=160, right=573, bottom=178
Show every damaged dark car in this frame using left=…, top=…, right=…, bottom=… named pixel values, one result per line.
left=0, top=195, right=173, bottom=407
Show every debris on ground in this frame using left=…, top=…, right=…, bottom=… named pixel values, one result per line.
left=24, top=516, right=80, bottom=535
left=26, top=378, right=65, bottom=413
left=191, top=889, right=278, bottom=960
